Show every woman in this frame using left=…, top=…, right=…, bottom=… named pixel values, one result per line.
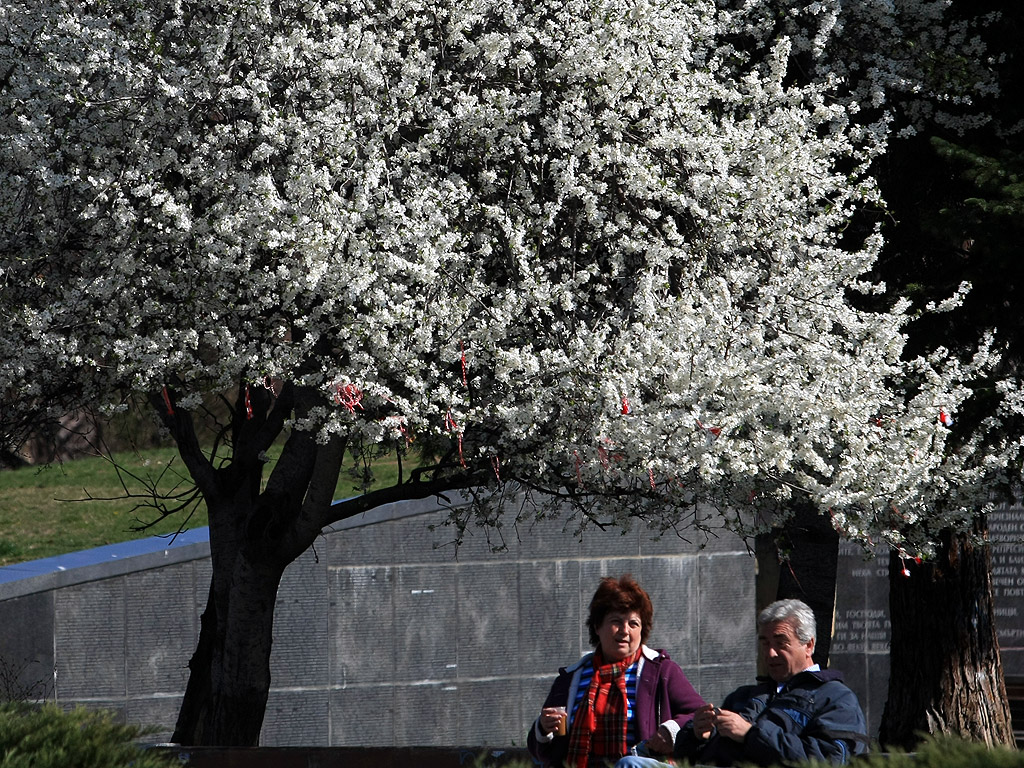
left=528, top=574, right=705, bottom=768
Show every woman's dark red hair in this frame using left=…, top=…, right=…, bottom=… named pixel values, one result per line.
left=586, top=574, right=653, bottom=646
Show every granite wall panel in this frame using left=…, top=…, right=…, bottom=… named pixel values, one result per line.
left=454, top=678, right=523, bottom=746
left=832, top=540, right=890, bottom=737
left=272, top=553, right=329, bottom=688
left=455, top=563, right=520, bottom=678
left=518, top=560, right=582, bottom=670
left=394, top=565, right=459, bottom=682
left=55, top=580, right=126, bottom=699
left=450, top=510, right=525, bottom=561
left=326, top=518, right=394, bottom=567
left=695, top=664, right=751, bottom=712
left=513, top=514, right=583, bottom=561
left=392, top=683, right=459, bottom=745
left=125, top=565, right=195, bottom=696
left=329, top=566, right=396, bottom=687
left=639, top=527, right=714, bottom=558
left=578, top=524, right=641, bottom=559
left=190, top=557, right=213, bottom=625
left=991, top=504, right=1024, bottom=678
left=126, top=696, right=180, bottom=743
left=392, top=511, right=457, bottom=565
left=0, top=591, right=54, bottom=700
left=330, top=683, right=395, bottom=746
left=262, top=689, right=330, bottom=746
left=697, top=554, right=756, bottom=668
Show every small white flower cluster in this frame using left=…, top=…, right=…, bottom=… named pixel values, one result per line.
left=1, top=0, right=1017, bottom=554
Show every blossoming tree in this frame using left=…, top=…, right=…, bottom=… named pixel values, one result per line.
left=871, top=7, right=1024, bottom=745
left=2, top=0, right=1015, bottom=745
left=755, top=0, right=1024, bottom=747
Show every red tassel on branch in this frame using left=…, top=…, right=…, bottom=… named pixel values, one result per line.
left=161, top=386, right=175, bottom=416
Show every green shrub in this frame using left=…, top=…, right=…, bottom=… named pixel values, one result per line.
left=853, top=736, right=1024, bottom=768
left=0, top=703, right=175, bottom=768
left=485, top=735, right=1024, bottom=768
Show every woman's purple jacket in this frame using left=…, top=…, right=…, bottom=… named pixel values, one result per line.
left=527, top=645, right=706, bottom=767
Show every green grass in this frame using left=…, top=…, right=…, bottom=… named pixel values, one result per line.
left=0, top=446, right=403, bottom=567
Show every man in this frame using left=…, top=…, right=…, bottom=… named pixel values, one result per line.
left=616, top=598, right=869, bottom=767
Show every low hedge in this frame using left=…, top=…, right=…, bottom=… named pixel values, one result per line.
left=849, top=736, right=1024, bottom=768
left=4, top=706, right=1021, bottom=768
left=485, top=735, right=1024, bottom=768
left=0, top=703, right=175, bottom=768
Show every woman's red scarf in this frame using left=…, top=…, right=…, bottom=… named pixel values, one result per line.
left=565, top=646, right=643, bottom=768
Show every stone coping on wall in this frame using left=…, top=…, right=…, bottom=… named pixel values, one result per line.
left=324, top=490, right=473, bottom=533
left=0, top=526, right=212, bottom=600
left=0, top=492, right=474, bottom=601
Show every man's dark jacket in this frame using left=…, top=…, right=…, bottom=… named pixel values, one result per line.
left=674, top=668, right=870, bottom=766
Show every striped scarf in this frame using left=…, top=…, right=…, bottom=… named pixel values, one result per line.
left=565, top=647, right=643, bottom=768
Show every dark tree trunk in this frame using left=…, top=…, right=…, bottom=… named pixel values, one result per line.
left=172, top=542, right=285, bottom=745
left=761, top=503, right=840, bottom=666
left=158, top=382, right=328, bottom=746
left=158, top=381, right=478, bottom=746
left=208, top=552, right=284, bottom=744
left=172, top=583, right=216, bottom=744
left=879, top=518, right=1012, bottom=749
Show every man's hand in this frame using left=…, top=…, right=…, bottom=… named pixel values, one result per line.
left=713, top=709, right=752, bottom=742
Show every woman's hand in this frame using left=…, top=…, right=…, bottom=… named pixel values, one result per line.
left=540, top=707, right=567, bottom=736
left=645, top=724, right=675, bottom=754
left=692, top=703, right=717, bottom=740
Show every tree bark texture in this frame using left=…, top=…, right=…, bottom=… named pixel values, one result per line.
left=879, top=520, right=1013, bottom=749
left=171, top=490, right=289, bottom=745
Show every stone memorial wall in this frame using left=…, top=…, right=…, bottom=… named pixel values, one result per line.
left=10, top=491, right=1019, bottom=746
left=830, top=540, right=891, bottom=737
left=989, top=503, right=1024, bottom=680
left=0, top=495, right=757, bottom=747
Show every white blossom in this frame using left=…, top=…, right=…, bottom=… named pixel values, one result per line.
left=1, top=0, right=1018, bottom=554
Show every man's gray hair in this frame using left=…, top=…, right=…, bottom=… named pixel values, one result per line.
left=758, top=599, right=817, bottom=644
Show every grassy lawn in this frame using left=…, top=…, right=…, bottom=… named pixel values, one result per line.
left=0, top=446, right=403, bottom=567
